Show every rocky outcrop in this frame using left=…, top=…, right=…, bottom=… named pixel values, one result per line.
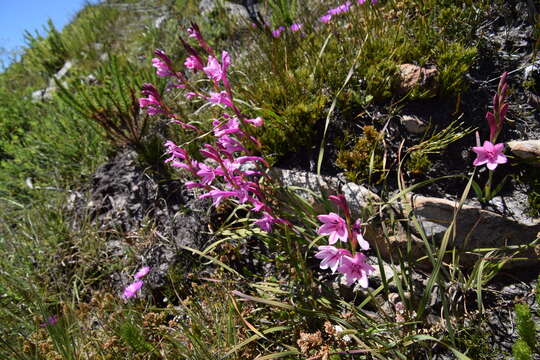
left=508, top=139, right=540, bottom=166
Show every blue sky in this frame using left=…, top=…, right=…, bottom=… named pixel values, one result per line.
left=0, top=0, right=98, bottom=66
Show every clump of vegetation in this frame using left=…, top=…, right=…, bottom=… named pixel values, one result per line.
left=405, top=120, right=474, bottom=176
left=336, top=125, right=385, bottom=184
left=512, top=303, right=538, bottom=359
left=406, top=151, right=432, bottom=174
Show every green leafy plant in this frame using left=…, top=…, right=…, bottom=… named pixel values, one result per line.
left=54, top=56, right=170, bottom=172
left=514, top=303, right=537, bottom=354
left=23, top=20, right=69, bottom=78
left=336, top=125, right=386, bottom=184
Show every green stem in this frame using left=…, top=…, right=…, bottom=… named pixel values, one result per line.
left=484, top=170, right=494, bottom=202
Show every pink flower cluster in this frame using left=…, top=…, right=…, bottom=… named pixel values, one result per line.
left=472, top=73, right=509, bottom=171
left=271, top=23, right=303, bottom=38
left=122, top=266, right=151, bottom=299
left=320, top=0, right=377, bottom=23
left=40, top=315, right=59, bottom=328
left=315, top=195, right=374, bottom=287
left=141, top=24, right=286, bottom=233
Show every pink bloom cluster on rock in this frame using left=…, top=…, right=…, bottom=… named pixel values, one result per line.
left=315, top=195, right=374, bottom=288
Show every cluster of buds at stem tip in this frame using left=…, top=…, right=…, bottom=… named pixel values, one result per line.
left=141, top=24, right=288, bottom=233
left=486, top=72, right=508, bottom=144
left=315, top=195, right=374, bottom=287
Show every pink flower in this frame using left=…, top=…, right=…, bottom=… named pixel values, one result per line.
left=196, top=163, right=216, bottom=184
left=319, top=14, right=333, bottom=23
left=203, top=56, right=224, bottom=82
left=472, top=141, right=507, bottom=170
left=328, top=194, right=350, bottom=218
left=122, top=280, right=144, bottom=299
left=140, top=83, right=163, bottom=115
left=134, top=266, right=150, bottom=279
left=290, top=23, right=303, bottom=32
left=272, top=26, right=285, bottom=38
left=317, top=212, right=348, bottom=244
left=315, top=245, right=351, bottom=273
left=152, top=58, right=173, bottom=77
left=152, top=49, right=174, bottom=77
left=245, top=116, right=264, bottom=127
left=254, top=212, right=277, bottom=232
left=328, top=2, right=351, bottom=15
left=217, top=135, right=245, bottom=154
left=40, top=315, right=58, bottom=327
left=221, top=51, right=231, bottom=82
left=213, top=117, right=242, bottom=137
left=200, top=189, right=237, bottom=207
left=185, top=92, right=199, bottom=100
left=208, top=91, right=233, bottom=108
left=352, top=219, right=369, bottom=250
left=187, top=26, right=201, bottom=40
left=184, top=55, right=204, bottom=71
left=139, top=94, right=160, bottom=108
left=338, top=253, right=374, bottom=287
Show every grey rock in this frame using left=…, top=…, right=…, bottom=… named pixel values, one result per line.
left=68, top=149, right=211, bottom=291
left=400, top=114, right=428, bottom=134
left=396, top=194, right=540, bottom=267
left=340, top=181, right=381, bottom=216
left=31, top=89, right=46, bottom=102
left=54, top=60, right=73, bottom=81
left=508, top=139, right=540, bottom=166
left=154, top=15, right=167, bottom=28
left=200, top=0, right=254, bottom=23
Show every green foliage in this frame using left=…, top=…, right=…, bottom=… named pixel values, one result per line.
left=536, top=274, right=540, bottom=306
left=406, top=151, right=432, bottom=174
left=61, top=3, right=122, bottom=65
left=364, top=59, right=400, bottom=100
left=523, top=168, right=540, bottom=217
left=267, top=0, right=299, bottom=26
left=435, top=42, right=477, bottom=96
left=0, top=99, right=107, bottom=201
left=0, top=87, right=35, bottom=159
left=56, top=56, right=163, bottom=164
left=454, top=323, right=497, bottom=359
left=513, top=339, right=534, bottom=360
left=23, top=20, right=69, bottom=78
left=336, top=125, right=385, bottom=184
left=117, top=318, right=155, bottom=354
left=515, top=303, right=537, bottom=351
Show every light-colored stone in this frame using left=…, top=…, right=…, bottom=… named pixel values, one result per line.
left=340, top=181, right=381, bottom=215
left=391, top=194, right=540, bottom=267
left=400, top=115, right=428, bottom=134
left=508, top=140, right=540, bottom=165
left=272, top=168, right=381, bottom=216
left=31, top=89, right=45, bottom=102
left=55, top=60, right=73, bottom=80
left=154, top=15, right=167, bottom=28
left=200, top=0, right=253, bottom=22
left=398, top=64, right=438, bottom=94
